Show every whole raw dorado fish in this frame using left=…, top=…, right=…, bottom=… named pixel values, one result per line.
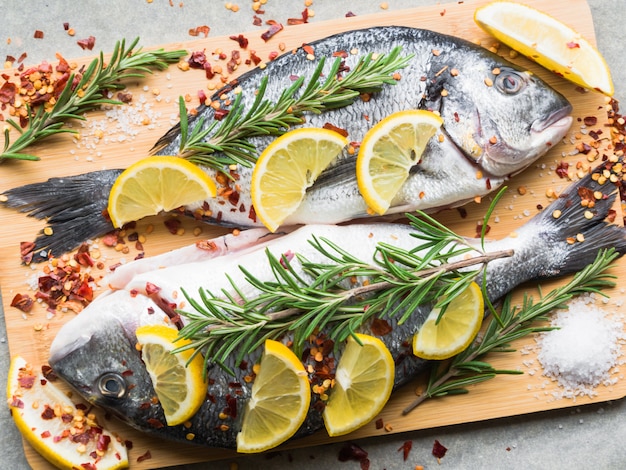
left=48, top=164, right=626, bottom=450
left=1, top=26, right=572, bottom=262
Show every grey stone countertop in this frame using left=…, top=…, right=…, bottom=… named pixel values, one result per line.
left=1, top=1, right=624, bottom=469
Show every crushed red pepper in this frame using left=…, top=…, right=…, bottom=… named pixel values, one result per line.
left=76, top=36, right=96, bottom=51
left=432, top=439, right=448, bottom=459
left=261, top=23, right=283, bottom=42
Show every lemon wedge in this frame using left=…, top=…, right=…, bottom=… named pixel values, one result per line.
left=356, top=110, right=443, bottom=215
left=475, top=1, right=614, bottom=95
left=107, top=155, right=217, bottom=228
left=250, top=127, right=348, bottom=232
left=135, top=324, right=208, bottom=426
left=237, top=339, right=311, bottom=453
left=323, top=333, right=394, bottom=437
left=7, top=356, right=128, bottom=470
left=413, top=282, right=484, bottom=360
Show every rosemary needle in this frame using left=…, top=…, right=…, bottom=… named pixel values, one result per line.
left=174, top=47, right=413, bottom=171
left=0, top=37, right=186, bottom=162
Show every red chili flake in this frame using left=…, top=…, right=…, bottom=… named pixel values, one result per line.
left=62, top=22, right=70, bottom=31
left=288, top=8, right=310, bottom=25
left=189, top=25, right=210, bottom=37
left=567, top=41, right=580, bottom=49
left=584, top=116, right=598, bottom=126
left=226, top=394, right=238, bottom=418
left=398, top=440, right=413, bottom=461
left=457, top=207, right=468, bottom=219
left=188, top=50, right=207, bottom=68
left=322, top=122, right=348, bottom=137
left=302, top=44, right=315, bottom=56
left=249, top=50, right=262, bottom=66
left=164, top=217, right=181, bottom=234
left=252, top=15, right=263, bottom=26
left=0, top=81, right=17, bottom=104
left=261, top=23, right=283, bottom=42
left=332, top=50, right=349, bottom=58
left=34, top=30, right=44, bottom=39
left=40, top=430, right=51, bottom=439
left=485, top=178, right=492, bottom=190
left=42, top=365, right=57, bottom=381
left=145, top=282, right=161, bottom=295
left=432, top=439, right=448, bottom=459
left=268, top=51, right=278, bottom=61
left=137, top=450, right=152, bottom=462
left=18, top=375, right=36, bottom=389
left=11, top=293, right=34, bottom=313
left=147, top=418, right=164, bottom=429
left=102, top=232, right=119, bottom=247
left=589, top=129, right=602, bottom=140
left=214, top=108, right=230, bottom=121
left=578, top=186, right=596, bottom=205
left=555, top=161, right=570, bottom=178
left=279, top=250, right=295, bottom=268
left=370, top=318, right=392, bottom=336
left=96, top=434, right=111, bottom=453
left=201, top=61, right=214, bottom=80
left=248, top=205, right=257, bottom=223
left=476, top=222, right=491, bottom=237
left=74, top=280, right=93, bottom=302
left=345, top=11, right=356, bottom=17
left=41, top=405, right=56, bottom=420
left=229, top=34, right=249, bottom=49
left=81, top=463, right=97, bottom=470
left=77, top=36, right=96, bottom=51
left=440, top=8, right=447, bottom=16
left=338, top=442, right=369, bottom=463
left=375, top=418, right=384, bottom=429
left=10, top=396, right=24, bottom=408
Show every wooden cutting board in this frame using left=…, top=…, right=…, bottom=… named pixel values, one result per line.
left=2, top=0, right=624, bottom=468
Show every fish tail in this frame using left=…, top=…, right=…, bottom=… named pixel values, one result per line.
left=484, top=159, right=626, bottom=301
left=1, top=169, right=122, bottom=262
left=534, top=159, right=626, bottom=275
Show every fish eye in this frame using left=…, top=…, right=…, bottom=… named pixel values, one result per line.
left=495, top=70, right=527, bottom=95
left=97, top=372, right=127, bottom=399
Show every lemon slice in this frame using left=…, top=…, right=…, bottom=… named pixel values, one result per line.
left=356, top=110, right=443, bottom=215
left=237, top=339, right=311, bottom=453
left=135, top=324, right=208, bottom=426
left=7, top=356, right=128, bottom=470
left=323, top=333, right=394, bottom=437
left=475, top=1, right=614, bottom=95
left=107, top=155, right=217, bottom=228
left=413, top=282, right=484, bottom=360
left=251, top=128, right=348, bottom=232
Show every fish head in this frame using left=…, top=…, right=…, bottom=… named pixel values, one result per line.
left=48, top=291, right=167, bottom=426
left=434, top=63, right=572, bottom=176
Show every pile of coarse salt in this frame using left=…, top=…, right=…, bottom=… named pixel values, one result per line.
left=536, top=297, right=625, bottom=400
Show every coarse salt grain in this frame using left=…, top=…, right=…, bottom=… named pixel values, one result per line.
left=536, top=298, right=625, bottom=399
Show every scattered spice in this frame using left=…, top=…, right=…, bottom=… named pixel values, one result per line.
left=338, top=442, right=370, bottom=469
left=261, top=23, right=283, bottom=42
left=76, top=36, right=96, bottom=51
left=189, top=25, right=210, bottom=37
left=398, top=440, right=412, bottom=461
left=432, top=439, right=448, bottom=459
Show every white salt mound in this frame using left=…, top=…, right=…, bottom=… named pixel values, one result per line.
left=536, top=299, right=625, bottom=398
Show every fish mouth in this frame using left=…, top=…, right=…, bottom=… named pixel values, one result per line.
left=530, top=104, right=573, bottom=135
left=478, top=103, right=573, bottom=176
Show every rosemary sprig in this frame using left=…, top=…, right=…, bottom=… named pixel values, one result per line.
left=175, top=209, right=512, bottom=375
left=1, top=37, right=186, bottom=162
left=176, top=47, right=412, bottom=171
left=401, top=247, right=620, bottom=415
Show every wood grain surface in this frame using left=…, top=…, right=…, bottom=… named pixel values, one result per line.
left=1, top=0, right=624, bottom=468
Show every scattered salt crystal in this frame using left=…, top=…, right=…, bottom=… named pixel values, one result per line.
left=536, top=299, right=625, bottom=399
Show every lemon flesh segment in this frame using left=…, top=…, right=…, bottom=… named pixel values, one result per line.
left=107, top=155, right=217, bottom=228
left=323, top=333, right=395, bottom=437
left=251, top=128, right=348, bottom=232
left=413, top=282, right=484, bottom=360
left=356, top=110, right=443, bottom=215
left=7, top=356, right=129, bottom=470
left=135, top=324, right=208, bottom=426
left=474, top=1, right=613, bottom=95
left=236, top=339, right=311, bottom=453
